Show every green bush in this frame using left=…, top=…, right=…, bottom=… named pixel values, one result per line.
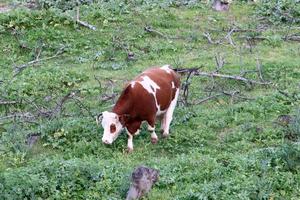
left=256, top=0, right=300, bottom=24
left=0, top=158, right=128, bottom=200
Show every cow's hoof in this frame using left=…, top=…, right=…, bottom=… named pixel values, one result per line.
left=162, top=133, right=169, bottom=138
left=151, top=137, right=158, bottom=144
left=126, top=147, right=133, bottom=153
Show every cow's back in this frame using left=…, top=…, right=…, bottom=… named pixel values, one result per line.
left=133, top=66, right=180, bottom=112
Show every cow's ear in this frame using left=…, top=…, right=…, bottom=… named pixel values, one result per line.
left=96, top=113, right=103, bottom=126
left=119, top=114, right=131, bottom=126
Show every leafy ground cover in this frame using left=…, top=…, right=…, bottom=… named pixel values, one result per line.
left=0, top=0, right=300, bottom=199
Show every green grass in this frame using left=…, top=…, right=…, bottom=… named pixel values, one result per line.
left=0, top=1, right=300, bottom=199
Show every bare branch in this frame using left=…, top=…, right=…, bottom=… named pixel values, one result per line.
left=240, top=35, right=300, bottom=42
left=194, top=70, right=272, bottom=85
left=75, top=5, right=96, bottom=30
left=225, top=27, right=236, bottom=46
left=203, top=32, right=220, bottom=44
left=255, top=57, right=264, bottom=82
left=0, top=100, right=18, bottom=105
left=194, top=93, right=224, bottom=104
left=13, top=46, right=65, bottom=76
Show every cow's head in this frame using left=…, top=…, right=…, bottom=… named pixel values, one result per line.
left=96, top=111, right=124, bottom=144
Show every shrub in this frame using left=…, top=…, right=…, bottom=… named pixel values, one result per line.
left=0, top=158, right=128, bottom=199
left=256, top=0, right=300, bottom=24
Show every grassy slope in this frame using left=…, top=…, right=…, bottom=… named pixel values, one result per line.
left=0, top=1, right=300, bottom=199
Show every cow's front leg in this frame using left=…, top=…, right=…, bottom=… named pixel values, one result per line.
left=127, top=131, right=134, bottom=153
left=148, top=124, right=158, bottom=144
left=126, top=121, right=141, bottom=153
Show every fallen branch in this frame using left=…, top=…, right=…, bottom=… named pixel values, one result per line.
left=194, top=93, right=224, bottom=104
left=144, top=26, right=169, bottom=39
left=0, top=112, right=35, bottom=121
left=203, top=32, right=220, bottom=44
left=194, top=90, right=253, bottom=105
left=194, top=71, right=272, bottom=85
left=176, top=67, right=271, bottom=85
left=224, top=27, right=236, bottom=46
left=0, top=100, right=18, bottom=105
left=144, top=26, right=181, bottom=40
left=76, top=6, right=96, bottom=30
left=13, top=46, right=65, bottom=76
left=240, top=35, right=300, bottom=42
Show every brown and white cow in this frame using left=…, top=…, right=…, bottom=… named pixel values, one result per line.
left=97, top=65, right=180, bottom=152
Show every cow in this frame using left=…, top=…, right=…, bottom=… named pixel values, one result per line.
left=96, top=65, right=180, bottom=152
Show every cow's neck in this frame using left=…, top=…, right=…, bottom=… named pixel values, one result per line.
left=112, top=85, right=132, bottom=115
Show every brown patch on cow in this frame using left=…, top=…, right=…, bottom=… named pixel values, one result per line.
left=110, top=124, right=116, bottom=133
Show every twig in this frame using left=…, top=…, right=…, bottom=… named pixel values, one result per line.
left=13, top=46, right=65, bottom=76
left=182, top=69, right=194, bottom=105
left=194, top=93, right=224, bottom=104
left=214, top=52, right=225, bottom=72
left=255, top=57, right=264, bottom=82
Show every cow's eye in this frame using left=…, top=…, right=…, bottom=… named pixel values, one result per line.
left=110, top=124, right=116, bottom=133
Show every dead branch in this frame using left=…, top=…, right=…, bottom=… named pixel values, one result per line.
left=144, top=26, right=169, bottom=39
left=0, top=100, right=18, bottom=105
left=144, top=26, right=181, bottom=40
left=77, top=19, right=97, bottom=31
left=176, top=67, right=271, bottom=85
left=203, top=32, right=220, bottom=44
left=76, top=6, right=96, bottom=30
left=0, top=112, right=35, bottom=121
left=239, top=69, right=258, bottom=77
left=182, top=69, right=194, bottom=105
left=240, top=35, right=300, bottom=42
left=13, top=46, right=65, bottom=76
left=255, top=57, right=264, bottom=82
left=71, top=96, right=94, bottom=118
left=194, top=71, right=272, bottom=85
left=224, top=28, right=236, bottom=46
left=194, top=93, right=224, bottom=104
left=214, top=52, right=225, bottom=72
left=194, top=90, right=253, bottom=105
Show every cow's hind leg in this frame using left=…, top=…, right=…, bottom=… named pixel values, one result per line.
left=147, top=118, right=158, bottom=144
left=162, top=89, right=179, bottom=138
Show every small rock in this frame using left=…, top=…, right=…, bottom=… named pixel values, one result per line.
left=126, top=166, right=159, bottom=200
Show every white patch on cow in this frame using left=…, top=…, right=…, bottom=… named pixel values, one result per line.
left=162, top=88, right=179, bottom=136
left=171, top=81, right=175, bottom=88
left=160, top=65, right=172, bottom=74
left=131, top=81, right=136, bottom=88
left=147, top=124, right=155, bottom=132
left=156, top=105, right=166, bottom=116
left=101, top=111, right=123, bottom=144
left=137, top=75, right=160, bottom=109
